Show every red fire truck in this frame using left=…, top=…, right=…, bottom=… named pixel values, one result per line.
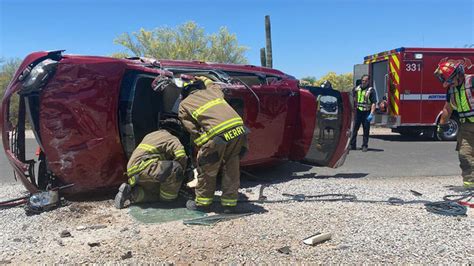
left=354, top=47, right=474, bottom=140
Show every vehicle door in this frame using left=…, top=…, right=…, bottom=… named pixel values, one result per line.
left=296, top=86, right=353, bottom=168
left=225, top=74, right=298, bottom=165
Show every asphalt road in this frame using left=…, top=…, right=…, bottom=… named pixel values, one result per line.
left=0, top=132, right=460, bottom=185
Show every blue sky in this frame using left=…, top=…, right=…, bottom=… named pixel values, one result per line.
left=0, top=0, right=473, bottom=79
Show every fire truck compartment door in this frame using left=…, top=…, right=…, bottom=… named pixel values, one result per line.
left=300, top=87, right=353, bottom=168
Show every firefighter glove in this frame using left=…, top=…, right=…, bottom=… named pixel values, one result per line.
left=367, top=113, right=374, bottom=122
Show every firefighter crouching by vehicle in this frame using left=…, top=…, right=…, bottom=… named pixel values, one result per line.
left=114, top=119, right=188, bottom=209
left=178, top=76, right=248, bottom=213
left=434, top=61, right=474, bottom=189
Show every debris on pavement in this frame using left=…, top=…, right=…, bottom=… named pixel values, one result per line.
left=121, top=251, right=133, bottom=260
left=409, top=190, right=423, bottom=196
left=277, top=246, right=291, bottom=255
left=87, top=242, right=101, bottom=247
left=302, top=232, right=332, bottom=246
left=59, top=230, right=72, bottom=238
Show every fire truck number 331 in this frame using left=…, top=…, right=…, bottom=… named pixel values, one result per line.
left=405, top=63, right=422, bottom=71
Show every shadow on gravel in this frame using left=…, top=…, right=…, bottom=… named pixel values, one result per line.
left=370, top=134, right=438, bottom=142
left=444, top=185, right=473, bottom=193
left=240, top=161, right=368, bottom=188
left=66, top=189, right=117, bottom=202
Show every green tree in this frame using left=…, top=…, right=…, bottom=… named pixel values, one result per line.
left=300, top=76, right=317, bottom=86
left=0, top=58, right=22, bottom=125
left=300, top=72, right=353, bottom=91
left=315, top=72, right=353, bottom=91
left=114, top=21, right=248, bottom=64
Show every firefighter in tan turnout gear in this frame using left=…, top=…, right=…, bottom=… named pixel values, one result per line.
left=114, top=119, right=188, bottom=209
left=178, top=76, right=248, bottom=213
left=435, top=61, right=474, bottom=189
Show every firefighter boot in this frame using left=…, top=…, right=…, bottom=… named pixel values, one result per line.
left=186, top=200, right=211, bottom=212
left=114, top=183, right=132, bottom=209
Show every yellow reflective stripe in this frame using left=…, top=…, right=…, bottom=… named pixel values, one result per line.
left=138, top=143, right=158, bottom=153
left=464, top=181, right=474, bottom=187
left=221, top=198, right=237, bottom=207
left=126, top=158, right=158, bottom=176
left=195, top=117, right=244, bottom=146
left=389, top=61, right=400, bottom=84
left=392, top=54, right=400, bottom=69
left=174, top=149, right=186, bottom=158
left=196, top=197, right=213, bottom=206
left=191, top=98, right=226, bottom=120
left=128, top=176, right=137, bottom=186
left=160, top=189, right=178, bottom=200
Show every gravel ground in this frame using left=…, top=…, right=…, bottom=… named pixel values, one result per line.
left=0, top=165, right=472, bottom=264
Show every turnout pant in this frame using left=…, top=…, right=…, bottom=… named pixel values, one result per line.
left=458, top=122, right=474, bottom=187
left=128, top=160, right=183, bottom=203
left=195, top=135, right=247, bottom=207
left=350, top=110, right=371, bottom=148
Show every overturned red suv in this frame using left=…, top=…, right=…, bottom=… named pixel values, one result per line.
left=1, top=50, right=353, bottom=195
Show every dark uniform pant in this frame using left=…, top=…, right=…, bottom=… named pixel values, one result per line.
left=350, top=110, right=371, bottom=149
left=129, top=160, right=183, bottom=203
left=458, top=122, right=474, bottom=187
left=195, top=135, right=247, bottom=207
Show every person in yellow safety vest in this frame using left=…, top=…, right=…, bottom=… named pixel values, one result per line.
left=114, top=118, right=188, bottom=209
left=435, top=61, right=474, bottom=189
left=350, top=74, right=377, bottom=152
left=178, top=76, right=248, bottom=213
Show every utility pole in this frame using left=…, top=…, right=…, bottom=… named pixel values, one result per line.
left=265, top=15, right=273, bottom=68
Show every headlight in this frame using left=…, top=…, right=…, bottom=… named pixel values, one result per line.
left=21, top=59, right=58, bottom=95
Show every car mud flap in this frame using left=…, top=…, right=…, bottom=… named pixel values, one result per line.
left=299, top=87, right=353, bottom=168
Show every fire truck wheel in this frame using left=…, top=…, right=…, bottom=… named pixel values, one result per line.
left=436, top=117, right=460, bottom=141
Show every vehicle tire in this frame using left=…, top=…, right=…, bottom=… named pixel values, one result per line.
left=436, top=117, right=460, bottom=141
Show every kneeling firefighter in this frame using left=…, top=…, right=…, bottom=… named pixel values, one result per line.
left=114, top=118, right=188, bottom=209
left=178, top=76, right=248, bottom=213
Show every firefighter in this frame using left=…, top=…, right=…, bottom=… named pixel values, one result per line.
left=178, top=76, right=248, bottom=213
left=350, top=74, right=377, bottom=152
left=114, top=118, right=188, bottom=209
left=434, top=61, right=474, bottom=189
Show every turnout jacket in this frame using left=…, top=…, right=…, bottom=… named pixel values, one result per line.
left=179, top=83, right=245, bottom=147
left=127, top=130, right=187, bottom=177
left=446, top=75, right=474, bottom=123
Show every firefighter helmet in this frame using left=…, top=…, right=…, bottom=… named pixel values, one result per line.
left=181, top=79, right=205, bottom=99
left=434, top=61, right=464, bottom=84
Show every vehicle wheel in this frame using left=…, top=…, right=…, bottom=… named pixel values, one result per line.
left=436, top=117, right=460, bottom=141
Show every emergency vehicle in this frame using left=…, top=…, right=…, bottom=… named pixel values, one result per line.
left=354, top=47, right=474, bottom=140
